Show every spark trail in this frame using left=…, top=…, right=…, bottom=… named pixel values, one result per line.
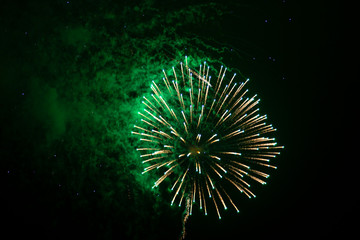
left=180, top=196, right=191, bottom=240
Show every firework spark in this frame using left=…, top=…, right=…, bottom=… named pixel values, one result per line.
left=133, top=56, right=283, bottom=220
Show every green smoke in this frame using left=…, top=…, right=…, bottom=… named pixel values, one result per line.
left=2, top=0, right=273, bottom=239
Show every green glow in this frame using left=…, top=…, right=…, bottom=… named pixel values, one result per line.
left=3, top=0, right=284, bottom=238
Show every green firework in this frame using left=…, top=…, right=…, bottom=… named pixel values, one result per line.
left=132, top=56, right=284, bottom=219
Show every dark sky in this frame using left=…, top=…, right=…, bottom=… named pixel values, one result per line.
left=1, top=0, right=352, bottom=239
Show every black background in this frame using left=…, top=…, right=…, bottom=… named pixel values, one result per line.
left=1, top=0, right=353, bottom=239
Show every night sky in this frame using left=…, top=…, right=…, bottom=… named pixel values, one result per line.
left=1, top=0, right=353, bottom=239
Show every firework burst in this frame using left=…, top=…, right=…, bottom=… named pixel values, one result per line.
left=132, top=56, right=283, bottom=221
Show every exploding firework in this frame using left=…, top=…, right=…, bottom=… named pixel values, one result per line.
left=132, top=56, right=283, bottom=222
